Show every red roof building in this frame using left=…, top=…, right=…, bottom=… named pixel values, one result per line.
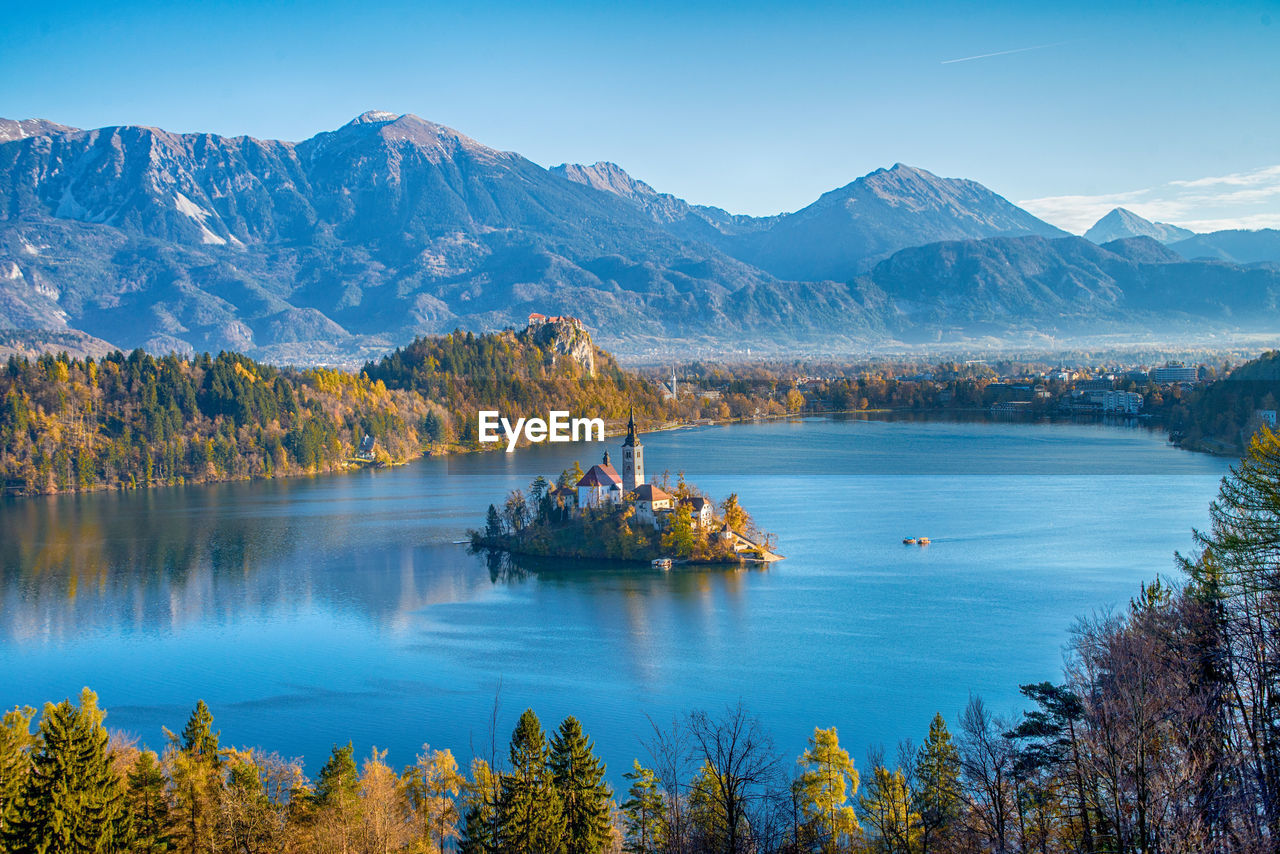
left=576, top=451, right=623, bottom=508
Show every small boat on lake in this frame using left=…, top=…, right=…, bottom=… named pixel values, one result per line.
left=917, top=537, right=931, bottom=546
left=651, top=557, right=674, bottom=570
left=903, top=538, right=917, bottom=545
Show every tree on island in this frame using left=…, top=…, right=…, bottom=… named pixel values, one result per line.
left=720, top=493, right=748, bottom=532
left=661, top=507, right=697, bottom=558
left=502, top=490, right=529, bottom=534
left=557, top=462, right=585, bottom=489
left=486, top=504, right=504, bottom=539
left=529, top=476, right=549, bottom=507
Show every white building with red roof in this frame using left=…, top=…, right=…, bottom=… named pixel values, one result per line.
left=576, top=451, right=624, bottom=508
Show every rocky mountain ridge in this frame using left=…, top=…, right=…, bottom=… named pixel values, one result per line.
left=2, top=111, right=1278, bottom=362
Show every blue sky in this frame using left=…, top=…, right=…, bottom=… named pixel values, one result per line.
left=2, top=0, right=1278, bottom=229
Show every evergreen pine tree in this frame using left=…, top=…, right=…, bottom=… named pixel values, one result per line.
left=530, top=476, right=550, bottom=508
left=311, top=742, right=362, bottom=853
left=179, top=700, right=219, bottom=764
left=314, top=741, right=359, bottom=808
left=2, top=689, right=130, bottom=854
left=550, top=716, right=611, bottom=854
left=497, top=709, right=565, bottom=854
left=486, top=504, right=504, bottom=539
left=165, top=699, right=222, bottom=854
left=127, top=750, right=171, bottom=853
left=0, top=705, right=36, bottom=839
left=913, top=714, right=960, bottom=853
left=621, top=761, right=664, bottom=854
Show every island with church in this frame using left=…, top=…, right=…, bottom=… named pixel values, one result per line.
left=470, top=410, right=781, bottom=565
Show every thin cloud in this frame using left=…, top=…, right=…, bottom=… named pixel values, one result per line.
left=941, top=42, right=1066, bottom=65
left=1019, top=164, right=1280, bottom=234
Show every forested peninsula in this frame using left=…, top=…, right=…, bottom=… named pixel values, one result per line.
left=0, top=320, right=781, bottom=496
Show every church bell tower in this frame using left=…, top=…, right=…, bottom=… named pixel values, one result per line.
left=621, top=407, right=644, bottom=491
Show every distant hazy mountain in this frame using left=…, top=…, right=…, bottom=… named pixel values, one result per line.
left=1084, top=208, right=1194, bottom=245
left=554, top=161, right=1065, bottom=281
left=2, top=112, right=1278, bottom=361
left=722, top=164, right=1067, bottom=281
left=1170, top=229, right=1280, bottom=264
left=866, top=234, right=1280, bottom=338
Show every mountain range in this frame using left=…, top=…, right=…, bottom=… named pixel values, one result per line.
left=2, top=111, right=1279, bottom=363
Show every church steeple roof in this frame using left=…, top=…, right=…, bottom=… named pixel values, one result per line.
left=623, top=407, right=640, bottom=447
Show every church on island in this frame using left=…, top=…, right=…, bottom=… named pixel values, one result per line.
left=480, top=407, right=778, bottom=564
left=566, top=410, right=713, bottom=531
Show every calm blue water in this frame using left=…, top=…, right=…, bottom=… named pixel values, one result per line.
left=0, top=416, right=1231, bottom=780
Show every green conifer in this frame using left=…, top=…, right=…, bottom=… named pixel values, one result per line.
left=179, top=700, right=219, bottom=764
left=2, top=689, right=130, bottom=854
left=127, top=750, right=171, bottom=853
left=497, top=709, right=565, bottom=854
left=550, top=716, right=612, bottom=854
left=314, top=741, right=359, bottom=808
left=486, top=504, right=504, bottom=538
left=914, top=713, right=961, bottom=852
left=164, top=700, right=222, bottom=854
left=621, top=761, right=664, bottom=854
left=0, top=705, right=36, bottom=838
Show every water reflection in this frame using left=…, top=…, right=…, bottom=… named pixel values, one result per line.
left=0, top=480, right=767, bottom=648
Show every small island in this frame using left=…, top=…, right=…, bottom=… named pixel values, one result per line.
left=471, top=410, right=780, bottom=565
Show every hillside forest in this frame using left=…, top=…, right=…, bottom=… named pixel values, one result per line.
left=0, top=322, right=789, bottom=496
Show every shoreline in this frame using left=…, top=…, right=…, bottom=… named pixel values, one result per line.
left=470, top=537, right=752, bottom=569
left=1, top=406, right=1204, bottom=500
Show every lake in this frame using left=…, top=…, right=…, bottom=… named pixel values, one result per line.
left=0, top=415, right=1232, bottom=781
